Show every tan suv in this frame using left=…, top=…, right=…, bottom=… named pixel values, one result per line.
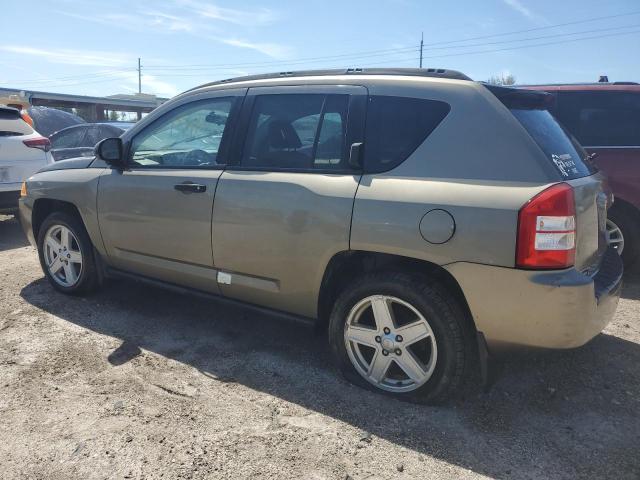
left=18, top=68, right=623, bottom=403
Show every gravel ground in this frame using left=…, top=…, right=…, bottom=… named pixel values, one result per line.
left=0, top=214, right=639, bottom=480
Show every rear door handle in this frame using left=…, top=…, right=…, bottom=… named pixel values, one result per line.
left=174, top=182, right=207, bottom=193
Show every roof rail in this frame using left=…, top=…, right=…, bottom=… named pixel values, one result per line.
left=186, top=67, right=471, bottom=92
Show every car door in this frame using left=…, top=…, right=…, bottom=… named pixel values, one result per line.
left=211, top=85, right=366, bottom=317
left=97, top=90, right=245, bottom=293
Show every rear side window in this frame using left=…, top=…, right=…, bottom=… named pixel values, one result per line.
left=364, top=96, right=450, bottom=173
left=241, top=94, right=349, bottom=170
left=511, top=108, right=596, bottom=180
left=555, top=91, right=640, bottom=147
left=51, top=128, right=86, bottom=149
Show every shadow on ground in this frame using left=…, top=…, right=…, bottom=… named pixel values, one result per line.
left=0, top=215, right=28, bottom=251
left=20, top=269, right=640, bottom=479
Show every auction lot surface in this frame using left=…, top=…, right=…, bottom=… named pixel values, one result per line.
left=1, top=215, right=639, bottom=480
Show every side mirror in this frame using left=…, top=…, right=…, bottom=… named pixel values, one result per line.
left=95, top=137, right=125, bottom=168
left=349, top=142, right=363, bottom=169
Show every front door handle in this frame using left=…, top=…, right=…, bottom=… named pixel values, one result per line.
left=174, top=182, right=207, bottom=193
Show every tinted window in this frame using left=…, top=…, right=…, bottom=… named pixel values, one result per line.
left=555, top=91, right=640, bottom=146
left=511, top=108, right=596, bottom=179
left=85, top=125, right=121, bottom=147
left=130, top=98, right=234, bottom=168
left=242, top=94, right=348, bottom=170
left=364, top=96, right=450, bottom=172
left=51, top=127, right=87, bottom=149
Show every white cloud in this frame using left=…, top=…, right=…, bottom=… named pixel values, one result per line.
left=221, top=39, right=292, bottom=59
left=59, top=2, right=290, bottom=59
left=144, top=11, right=194, bottom=32
left=502, top=0, right=534, bottom=19
left=176, top=0, right=277, bottom=27
left=0, top=45, right=131, bottom=67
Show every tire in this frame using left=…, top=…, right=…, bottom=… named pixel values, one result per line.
left=328, top=272, right=473, bottom=404
left=37, top=211, right=100, bottom=295
left=608, top=207, right=640, bottom=268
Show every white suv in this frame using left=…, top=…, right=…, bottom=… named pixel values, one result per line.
left=0, top=106, right=53, bottom=214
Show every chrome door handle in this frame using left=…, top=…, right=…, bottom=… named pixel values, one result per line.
left=174, top=182, right=207, bottom=193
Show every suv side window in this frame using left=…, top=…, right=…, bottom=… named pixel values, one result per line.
left=364, top=96, right=450, bottom=173
left=51, top=127, right=87, bottom=149
left=556, top=91, right=640, bottom=147
left=241, top=94, right=348, bottom=170
left=130, top=97, right=235, bottom=168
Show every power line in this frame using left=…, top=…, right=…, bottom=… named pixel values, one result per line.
left=6, top=68, right=135, bottom=85
left=143, top=10, right=640, bottom=71
left=418, top=9, right=640, bottom=46
left=419, top=28, right=640, bottom=60
left=144, top=45, right=421, bottom=69
left=420, top=23, right=640, bottom=51
left=146, top=28, right=640, bottom=78
left=4, top=10, right=639, bottom=89
left=141, top=23, right=640, bottom=74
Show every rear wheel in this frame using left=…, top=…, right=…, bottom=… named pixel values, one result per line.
left=37, top=211, right=100, bottom=295
left=328, top=273, right=472, bottom=404
left=608, top=207, right=639, bottom=268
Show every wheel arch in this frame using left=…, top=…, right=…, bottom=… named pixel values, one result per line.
left=32, top=198, right=85, bottom=241
left=610, top=195, right=640, bottom=220
left=317, top=250, right=476, bottom=335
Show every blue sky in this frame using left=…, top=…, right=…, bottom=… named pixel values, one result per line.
left=1, top=0, right=638, bottom=98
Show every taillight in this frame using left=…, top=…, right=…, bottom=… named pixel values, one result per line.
left=23, top=137, right=51, bottom=152
left=20, top=110, right=34, bottom=127
left=516, top=183, right=576, bottom=269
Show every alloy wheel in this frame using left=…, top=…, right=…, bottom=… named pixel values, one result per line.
left=344, top=295, right=438, bottom=393
left=606, top=218, right=624, bottom=255
left=43, top=224, right=83, bottom=287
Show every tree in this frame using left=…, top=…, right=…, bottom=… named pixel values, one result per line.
left=487, top=73, right=516, bottom=86
left=108, top=110, right=120, bottom=121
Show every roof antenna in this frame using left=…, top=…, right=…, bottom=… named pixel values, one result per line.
left=598, top=75, right=609, bottom=83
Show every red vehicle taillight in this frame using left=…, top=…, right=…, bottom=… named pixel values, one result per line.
left=516, top=183, right=576, bottom=269
left=23, top=137, right=51, bottom=152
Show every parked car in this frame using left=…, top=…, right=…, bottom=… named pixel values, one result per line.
left=27, top=106, right=85, bottom=138
left=18, top=68, right=622, bottom=403
left=0, top=106, right=53, bottom=214
left=50, top=123, right=133, bottom=161
left=520, top=82, right=640, bottom=267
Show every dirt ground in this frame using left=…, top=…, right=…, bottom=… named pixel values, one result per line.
left=0, top=214, right=638, bottom=480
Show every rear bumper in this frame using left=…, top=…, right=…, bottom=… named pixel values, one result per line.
left=446, top=247, right=623, bottom=350
left=0, top=189, right=20, bottom=214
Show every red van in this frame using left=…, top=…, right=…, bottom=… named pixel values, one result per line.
left=521, top=83, right=640, bottom=267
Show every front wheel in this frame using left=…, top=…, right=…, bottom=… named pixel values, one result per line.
left=328, top=273, right=472, bottom=404
left=37, top=211, right=100, bottom=295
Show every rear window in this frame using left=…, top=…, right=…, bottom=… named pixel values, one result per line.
left=511, top=108, right=597, bottom=180
left=0, top=114, right=33, bottom=137
left=555, top=91, right=640, bottom=147
left=364, top=96, right=450, bottom=173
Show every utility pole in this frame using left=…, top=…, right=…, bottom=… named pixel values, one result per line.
left=137, top=58, right=142, bottom=94
left=419, top=32, right=424, bottom=68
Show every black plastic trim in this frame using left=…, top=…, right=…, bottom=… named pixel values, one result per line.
left=106, top=267, right=316, bottom=328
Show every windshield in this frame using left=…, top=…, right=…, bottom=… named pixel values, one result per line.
left=511, top=108, right=597, bottom=180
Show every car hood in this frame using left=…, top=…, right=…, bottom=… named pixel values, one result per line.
left=38, top=156, right=97, bottom=173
